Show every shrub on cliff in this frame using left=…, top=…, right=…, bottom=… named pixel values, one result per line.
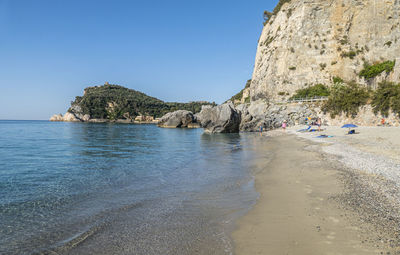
left=273, top=0, right=291, bottom=15
left=322, top=82, right=370, bottom=118
left=371, top=81, right=400, bottom=117
left=263, top=0, right=291, bottom=25
left=289, top=84, right=330, bottom=100
left=359, top=60, right=395, bottom=79
left=263, top=11, right=273, bottom=25
left=332, top=76, right=344, bottom=84
left=341, top=50, right=357, bottom=59
left=229, top=79, right=251, bottom=103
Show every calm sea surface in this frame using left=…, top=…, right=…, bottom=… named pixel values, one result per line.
left=0, top=120, right=266, bottom=254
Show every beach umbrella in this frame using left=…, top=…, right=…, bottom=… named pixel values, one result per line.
left=341, top=124, right=358, bottom=128
left=342, top=123, right=357, bottom=134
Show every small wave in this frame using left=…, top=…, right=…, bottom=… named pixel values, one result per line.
left=34, top=201, right=147, bottom=254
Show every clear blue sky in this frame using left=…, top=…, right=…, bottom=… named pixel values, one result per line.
left=0, top=0, right=279, bottom=120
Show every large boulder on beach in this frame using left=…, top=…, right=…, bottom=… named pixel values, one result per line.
left=237, top=101, right=316, bottom=132
left=238, top=101, right=270, bottom=132
left=158, top=110, right=195, bottom=128
left=247, top=101, right=269, bottom=118
left=198, top=103, right=241, bottom=133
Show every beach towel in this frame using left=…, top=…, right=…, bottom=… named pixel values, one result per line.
left=297, top=126, right=311, bottom=132
left=316, top=135, right=333, bottom=138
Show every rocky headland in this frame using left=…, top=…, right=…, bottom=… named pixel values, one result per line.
left=50, top=83, right=216, bottom=124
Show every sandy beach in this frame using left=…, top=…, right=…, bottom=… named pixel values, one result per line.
left=233, top=126, right=400, bottom=255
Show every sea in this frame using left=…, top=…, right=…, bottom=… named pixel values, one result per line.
left=0, top=120, right=268, bottom=255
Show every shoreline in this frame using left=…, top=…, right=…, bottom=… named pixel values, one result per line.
left=232, top=128, right=400, bottom=254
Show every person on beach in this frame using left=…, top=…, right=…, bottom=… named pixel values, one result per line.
left=259, top=125, right=263, bottom=135
left=317, top=117, right=322, bottom=131
left=282, top=120, right=287, bottom=131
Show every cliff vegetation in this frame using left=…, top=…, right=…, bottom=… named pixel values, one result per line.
left=288, top=79, right=400, bottom=119
left=371, top=81, right=400, bottom=117
left=322, top=82, right=371, bottom=118
left=230, top=79, right=251, bottom=104
left=289, top=84, right=330, bottom=100
left=359, top=61, right=396, bottom=79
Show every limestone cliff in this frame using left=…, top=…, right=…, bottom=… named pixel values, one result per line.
left=250, top=0, right=400, bottom=101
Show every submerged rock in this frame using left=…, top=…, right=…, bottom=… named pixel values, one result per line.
left=158, top=110, right=195, bottom=128
left=198, top=103, right=241, bottom=133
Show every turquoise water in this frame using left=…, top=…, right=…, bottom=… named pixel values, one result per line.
left=0, top=121, right=262, bottom=254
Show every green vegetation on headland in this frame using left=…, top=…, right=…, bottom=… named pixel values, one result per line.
left=69, top=84, right=216, bottom=119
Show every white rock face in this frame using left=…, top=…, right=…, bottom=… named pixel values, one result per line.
left=49, top=114, right=63, bottom=121
left=49, top=112, right=82, bottom=122
left=62, top=112, right=80, bottom=122
left=82, top=114, right=90, bottom=121
left=250, top=0, right=400, bottom=101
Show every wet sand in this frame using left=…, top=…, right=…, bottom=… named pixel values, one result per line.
left=233, top=133, right=397, bottom=255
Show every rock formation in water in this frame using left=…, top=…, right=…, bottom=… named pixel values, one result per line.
left=157, top=110, right=195, bottom=128
left=49, top=112, right=90, bottom=122
left=197, top=103, right=241, bottom=133
left=158, top=104, right=241, bottom=133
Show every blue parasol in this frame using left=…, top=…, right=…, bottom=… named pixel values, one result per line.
left=341, top=124, right=358, bottom=128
